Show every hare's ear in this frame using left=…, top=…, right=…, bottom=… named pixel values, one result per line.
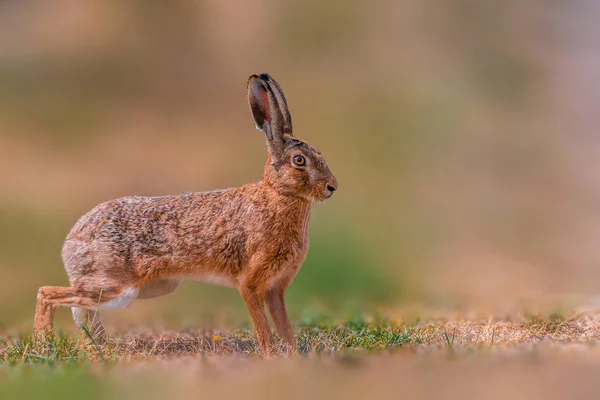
left=260, top=74, right=293, bottom=135
left=248, top=74, right=285, bottom=155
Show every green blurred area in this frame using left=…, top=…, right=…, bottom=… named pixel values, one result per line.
left=0, top=1, right=596, bottom=330
left=0, top=365, right=112, bottom=400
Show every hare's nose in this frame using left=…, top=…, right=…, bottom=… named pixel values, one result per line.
left=327, top=177, right=338, bottom=192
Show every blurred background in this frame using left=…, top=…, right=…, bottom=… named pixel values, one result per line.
left=1, top=0, right=599, bottom=331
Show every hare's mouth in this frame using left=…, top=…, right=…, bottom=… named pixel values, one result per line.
left=317, top=188, right=335, bottom=202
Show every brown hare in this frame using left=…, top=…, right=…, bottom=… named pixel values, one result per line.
left=34, top=73, right=338, bottom=354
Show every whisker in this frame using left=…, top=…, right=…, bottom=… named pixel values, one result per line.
left=280, top=198, right=300, bottom=212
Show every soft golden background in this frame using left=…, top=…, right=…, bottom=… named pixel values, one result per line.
left=1, top=1, right=599, bottom=331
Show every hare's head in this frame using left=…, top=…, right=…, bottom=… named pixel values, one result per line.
left=248, top=74, right=338, bottom=202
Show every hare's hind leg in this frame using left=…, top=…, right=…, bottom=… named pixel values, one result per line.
left=34, top=286, right=61, bottom=334
left=34, top=285, right=136, bottom=334
left=35, top=286, right=94, bottom=333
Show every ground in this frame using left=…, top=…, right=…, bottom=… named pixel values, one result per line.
left=1, top=309, right=600, bottom=399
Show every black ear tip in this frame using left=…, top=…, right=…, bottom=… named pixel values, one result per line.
left=248, top=74, right=272, bottom=87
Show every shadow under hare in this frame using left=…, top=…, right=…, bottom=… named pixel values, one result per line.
left=33, top=73, right=338, bottom=355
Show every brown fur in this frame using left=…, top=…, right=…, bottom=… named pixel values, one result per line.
left=33, top=73, right=338, bottom=355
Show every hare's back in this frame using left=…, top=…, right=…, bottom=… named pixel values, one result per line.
left=62, top=190, right=243, bottom=256
left=63, top=192, right=217, bottom=244
left=61, top=194, right=198, bottom=278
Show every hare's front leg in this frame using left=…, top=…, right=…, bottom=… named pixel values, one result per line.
left=239, top=284, right=275, bottom=355
left=266, top=281, right=295, bottom=351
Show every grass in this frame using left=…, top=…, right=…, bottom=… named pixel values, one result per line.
left=0, top=319, right=410, bottom=364
left=1, top=311, right=600, bottom=400
left=1, top=311, right=598, bottom=365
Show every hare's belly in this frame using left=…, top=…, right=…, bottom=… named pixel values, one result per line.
left=177, top=272, right=239, bottom=288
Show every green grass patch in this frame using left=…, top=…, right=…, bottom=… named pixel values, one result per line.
left=0, top=317, right=420, bottom=365
left=298, top=317, right=416, bottom=353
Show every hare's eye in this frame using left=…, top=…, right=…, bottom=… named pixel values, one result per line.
left=292, top=155, right=306, bottom=167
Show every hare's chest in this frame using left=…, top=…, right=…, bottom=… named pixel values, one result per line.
left=269, top=247, right=308, bottom=287
left=281, top=226, right=310, bottom=262
left=281, top=234, right=310, bottom=273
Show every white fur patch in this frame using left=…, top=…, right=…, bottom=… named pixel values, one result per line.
left=95, top=287, right=140, bottom=310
